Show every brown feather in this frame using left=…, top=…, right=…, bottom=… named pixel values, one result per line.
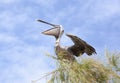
left=66, top=34, right=96, bottom=57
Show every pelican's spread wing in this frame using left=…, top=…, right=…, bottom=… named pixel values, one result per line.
left=66, top=34, right=96, bottom=57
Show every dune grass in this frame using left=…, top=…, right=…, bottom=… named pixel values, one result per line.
left=32, top=51, right=120, bottom=83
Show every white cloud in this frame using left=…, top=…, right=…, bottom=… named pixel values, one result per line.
left=0, top=0, right=60, bottom=83
left=0, top=26, right=54, bottom=83
left=90, top=0, right=120, bottom=22
left=0, top=33, right=18, bottom=43
left=0, top=10, right=31, bottom=30
left=57, top=0, right=120, bottom=26
left=0, top=42, right=54, bottom=83
left=31, top=0, right=57, bottom=8
left=0, top=0, right=20, bottom=4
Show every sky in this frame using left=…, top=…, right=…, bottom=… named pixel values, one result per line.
left=0, top=0, right=120, bottom=83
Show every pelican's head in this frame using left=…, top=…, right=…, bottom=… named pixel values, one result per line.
left=42, top=25, right=64, bottom=40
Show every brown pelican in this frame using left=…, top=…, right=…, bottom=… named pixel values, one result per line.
left=37, top=19, right=96, bottom=61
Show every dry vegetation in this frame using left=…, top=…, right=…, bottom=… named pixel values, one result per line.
left=32, top=50, right=120, bottom=83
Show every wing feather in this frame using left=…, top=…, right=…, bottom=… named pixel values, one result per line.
left=66, top=34, right=96, bottom=57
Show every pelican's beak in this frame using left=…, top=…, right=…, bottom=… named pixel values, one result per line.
left=42, top=27, right=60, bottom=39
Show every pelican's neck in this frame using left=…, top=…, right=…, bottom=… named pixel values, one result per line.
left=55, top=26, right=63, bottom=47
left=55, top=38, right=60, bottom=46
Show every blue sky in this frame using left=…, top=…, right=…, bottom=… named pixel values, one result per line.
left=0, top=0, right=120, bottom=83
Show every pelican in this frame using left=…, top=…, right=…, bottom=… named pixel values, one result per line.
left=37, top=19, right=96, bottom=61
